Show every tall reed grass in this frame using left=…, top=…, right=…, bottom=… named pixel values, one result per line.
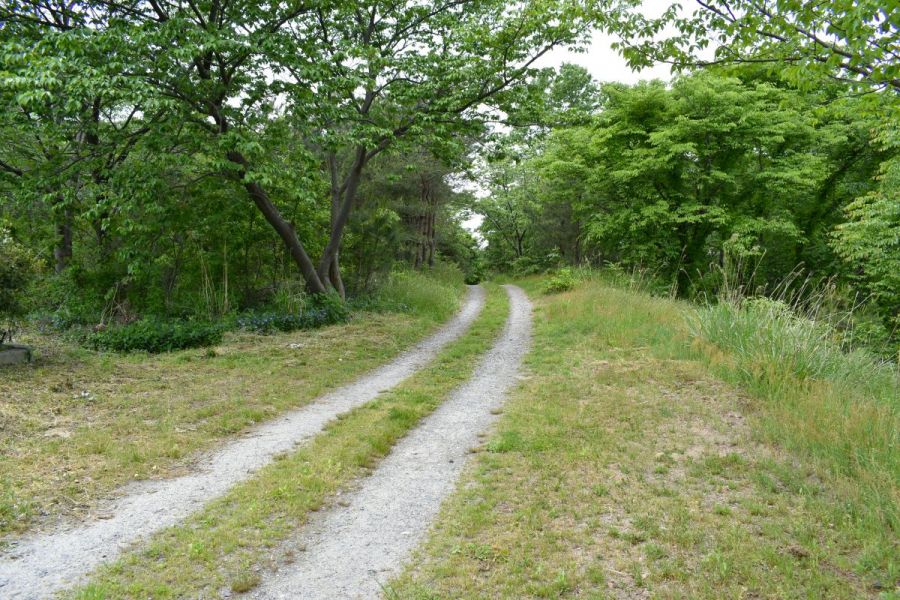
left=692, top=284, right=899, bottom=573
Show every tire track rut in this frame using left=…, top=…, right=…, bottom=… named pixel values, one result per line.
left=250, top=285, right=531, bottom=599
left=0, top=286, right=486, bottom=599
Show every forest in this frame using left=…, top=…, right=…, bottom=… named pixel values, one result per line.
left=0, top=0, right=898, bottom=598
left=0, top=0, right=897, bottom=356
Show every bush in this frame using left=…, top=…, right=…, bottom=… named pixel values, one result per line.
left=542, top=268, right=577, bottom=294
left=306, top=292, right=351, bottom=323
left=0, top=228, right=40, bottom=344
left=27, top=268, right=109, bottom=331
left=237, top=292, right=349, bottom=334
left=87, top=319, right=224, bottom=353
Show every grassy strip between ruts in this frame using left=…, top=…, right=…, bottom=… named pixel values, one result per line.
left=1, top=270, right=462, bottom=541
left=69, top=283, right=509, bottom=599
left=389, top=278, right=894, bottom=599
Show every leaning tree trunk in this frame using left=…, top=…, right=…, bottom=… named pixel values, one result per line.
left=227, top=150, right=327, bottom=294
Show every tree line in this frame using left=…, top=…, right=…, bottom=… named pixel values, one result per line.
left=0, top=0, right=615, bottom=326
left=1, top=0, right=897, bottom=353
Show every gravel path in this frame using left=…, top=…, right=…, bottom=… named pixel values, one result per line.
left=249, top=284, right=532, bottom=599
left=0, top=286, right=485, bottom=600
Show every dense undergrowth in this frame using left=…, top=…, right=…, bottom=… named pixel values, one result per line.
left=21, top=266, right=464, bottom=354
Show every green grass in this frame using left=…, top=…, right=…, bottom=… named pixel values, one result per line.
left=0, top=270, right=463, bottom=540
left=373, top=263, right=467, bottom=322
left=693, top=297, right=899, bottom=576
left=67, top=284, right=509, bottom=599
left=389, top=277, right=895, bottom=598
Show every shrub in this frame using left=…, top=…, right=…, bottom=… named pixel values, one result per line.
left=542, top=268, right=577, bottom=294
left=306, top=292, right=350, bottom=323
left=87, top=319, right=224, bottom=353
left=237, top=292, right=349, bottom=334
left=28, top=268, right=109, bottom=331
left=0, top=228, right=40, bottom=344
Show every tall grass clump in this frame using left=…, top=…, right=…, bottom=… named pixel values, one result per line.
left=588, top=262, right=672, bottom=297
left=372, top=263, right=465, bottom=323
left=695, top=297, right=898, bottom=400
left=691, top=289, right=899, bottom=573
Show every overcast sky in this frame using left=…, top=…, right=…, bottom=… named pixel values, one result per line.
left=535, top=0, right=679, bottom=84
left=535, top=31, right=672, bottom=84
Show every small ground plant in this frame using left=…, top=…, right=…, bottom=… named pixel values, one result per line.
left=86, top=319, right=224, bottom=353
left=237, top=293, right=350, bottom=334
left=542, top=268, right=577, bottom=294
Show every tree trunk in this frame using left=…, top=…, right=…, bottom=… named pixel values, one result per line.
left=318, top=146, right=367, bottom=287
left=226, top=150, right=326, bottom=294
left=324, top=156, right=348, bottom=299
left=329, top=252, right=346, bottom=299
left=426, top=211, right=436, bottom=267
left=676, top=225, right=711, bottom=297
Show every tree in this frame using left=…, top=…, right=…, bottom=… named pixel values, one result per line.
left=288, top=0, right=613, bottom=296
left=833, top=128, right=900, bottom=333
left=617, top=0, right=900, bottom=93
left=520, top=72, right=887, bottom=295
left=476, top=155, right=541, bottom=269
left=2, top=0, right=615, bottom=297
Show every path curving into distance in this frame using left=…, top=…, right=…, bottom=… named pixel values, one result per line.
left=250, top=284, right=532, bottom=599
left=0, top=286, right=486, bottom=600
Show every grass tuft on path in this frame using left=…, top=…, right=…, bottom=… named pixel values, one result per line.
left=68, top=284, right=509, bottom=599
left=389, top=278, right=896, bottom=599
left=0, top=271, right=463, bottom=541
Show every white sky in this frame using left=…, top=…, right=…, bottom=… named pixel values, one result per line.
left=535, top=0, right=677, bottom=84
left=535, top=31, right=673, bottom=83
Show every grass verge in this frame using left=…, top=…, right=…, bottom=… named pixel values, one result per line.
left=67, top=283, right=509, bottom=599
left=389, top=278, right=895, bottom=599
left=693, top=297, right=899, bottom=578
left=0, top=271, right=463, bottom=540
